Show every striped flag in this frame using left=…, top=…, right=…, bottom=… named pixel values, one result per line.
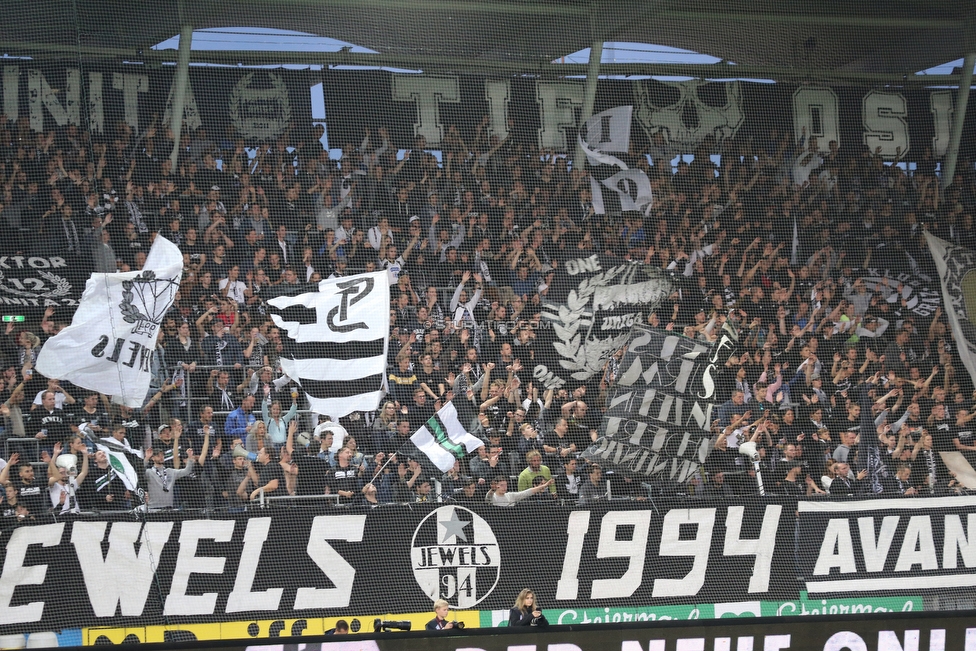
left=411, top=402, right=484, bottom=472
left=268, top=271, right=390, bottom=418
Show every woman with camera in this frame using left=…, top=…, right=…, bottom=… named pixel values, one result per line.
left=508, top=589, right=548, bottom=627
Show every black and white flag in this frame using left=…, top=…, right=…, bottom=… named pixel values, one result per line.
left=534, top=254, right=672, bottom=389
left=580, top=105, right=632, bottom=163
left=577, top=105, right=653, bottom=215
left=925, top=232, right=976, bottom=386
left=268, top=271, right=390, bottom=418
left=582, top=321, right=739, bottom=482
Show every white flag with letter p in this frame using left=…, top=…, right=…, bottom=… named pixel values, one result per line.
left=36, top=236, right=183, bottom=407
left=268, top=270, right=390, bottom=418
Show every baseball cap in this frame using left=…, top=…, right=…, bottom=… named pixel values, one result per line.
left=210, top=185, right=220, bottom=191
left=157, top=424, right=171, bottom=434
left=409, top=215, right=420, bottom=223
left=461, top=475, right=477, bottom=486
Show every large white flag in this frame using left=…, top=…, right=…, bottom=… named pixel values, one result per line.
left=268, top=271, right=390, bottom=418
left=410, top=402, right=484, bottom=472
left=925, top=232, right=976, bottom=385
left=36, top=237, right=182, bottom=407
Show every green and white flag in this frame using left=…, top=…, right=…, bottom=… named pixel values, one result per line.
left=96, top=444, right=140, bottom=491
left=411, top=402, right=484, bottom=472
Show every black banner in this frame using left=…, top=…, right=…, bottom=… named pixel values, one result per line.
left=0, top=500, right=795, bottom=633
left=321, top=72, right=976, bottom=159
left=582, top=322, right=738, bottom=482
left=797, top=496, right=976, bottom=597
left=232, top=612, right=976, bottom=651
left=0, top=65, right=314, bottom=142
left=534, top=254, right=672, bottom=391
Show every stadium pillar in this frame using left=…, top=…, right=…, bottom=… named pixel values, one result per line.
left=942, top=52, right=976, bottom=191
left=573, top=39, right=604, bottom=170
left=168, top=21, right=194, bottom=169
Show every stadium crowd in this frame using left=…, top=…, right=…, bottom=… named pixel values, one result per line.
left=2, top=113, right=976, bottom=520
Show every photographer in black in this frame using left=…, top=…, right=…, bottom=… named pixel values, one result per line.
left=426, top=599, right=460, bottom=630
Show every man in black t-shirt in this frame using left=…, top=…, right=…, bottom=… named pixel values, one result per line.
left=77, top=450, right=129, bottom=511
left=0, top=455, right=47, bottom=515
left=929, top=404, right=954, bottom=452
left=950, top=408, right=976, bottom=466
left=24, top=391, right=72, bottom=458
left=240, top=447, right=284, bottom=502
left=326, top=447, right=362, bottom=505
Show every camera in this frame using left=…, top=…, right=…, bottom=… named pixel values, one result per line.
left=454, top=621, right=465, bottom=630
left=374, top=619, right=412, bottom=632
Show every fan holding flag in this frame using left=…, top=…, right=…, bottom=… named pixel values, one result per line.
left=367, top=401, right=485, bottom=500
left=79, top=448, right=132, bottom=510
left=75, top=423, right=145, bottom=510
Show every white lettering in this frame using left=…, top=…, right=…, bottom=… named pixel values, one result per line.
left=536, top=82, right=583, bottom=150
left=763, top=635, right=791, bottom=651
left=653, top=509, right=715, bottom=598
left=226, top=517, right=282, bottom=613
left=793, top=87, right=840, bottom=149
left=392, top=76, right=460, bottom=146
left=723, top=505, right=782, bottom=593
left=28, top=68, right=80, bottom=131
left=0, top=524, right=64, bottom=625
left=86, top=72, right=103, bottom=133
left=813, top=519, right=857, bottom=576
left=71, top=521, right=174, bottom=617
left=591, top=511, right=652, bottom=599
left=894, top=516, right=937, bottom=572
left=162, top=74, right=202, bottom=132
left=484, top=79, right=510, bottom=141
left=878, top=630, right=919, bottom=651
left=163, top=520, right=235, bottom=616
left=857, top=516, right=899, bottom=572
left=555, top=511, right=591, bottom=600
left=293, top=515, right=365, bottom=609
left=824, top=632, right=867, bottom=651
left=622, top=642, right=666, bottom=651
left=942, top=514, right=976, bottom=569
left=930, top=91, right=953, bottom=158
left=862, top=91, right=910, bottom=159
left=112, top=73, right=149, bottom=131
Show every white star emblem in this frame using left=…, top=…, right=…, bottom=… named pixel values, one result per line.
left=439, top=508, right=470, bottom=543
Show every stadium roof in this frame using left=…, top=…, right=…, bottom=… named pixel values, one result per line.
left=1, top=0, right=974, bottom=83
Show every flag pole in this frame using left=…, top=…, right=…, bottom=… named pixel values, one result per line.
left=365, top=450, right=401, bottom=488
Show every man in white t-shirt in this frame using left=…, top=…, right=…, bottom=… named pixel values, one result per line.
left=32, top=378, right=76, bottom=411
left=218, top=265, right=247, bottom=304
left=47, top=442, right=89, bottom=515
